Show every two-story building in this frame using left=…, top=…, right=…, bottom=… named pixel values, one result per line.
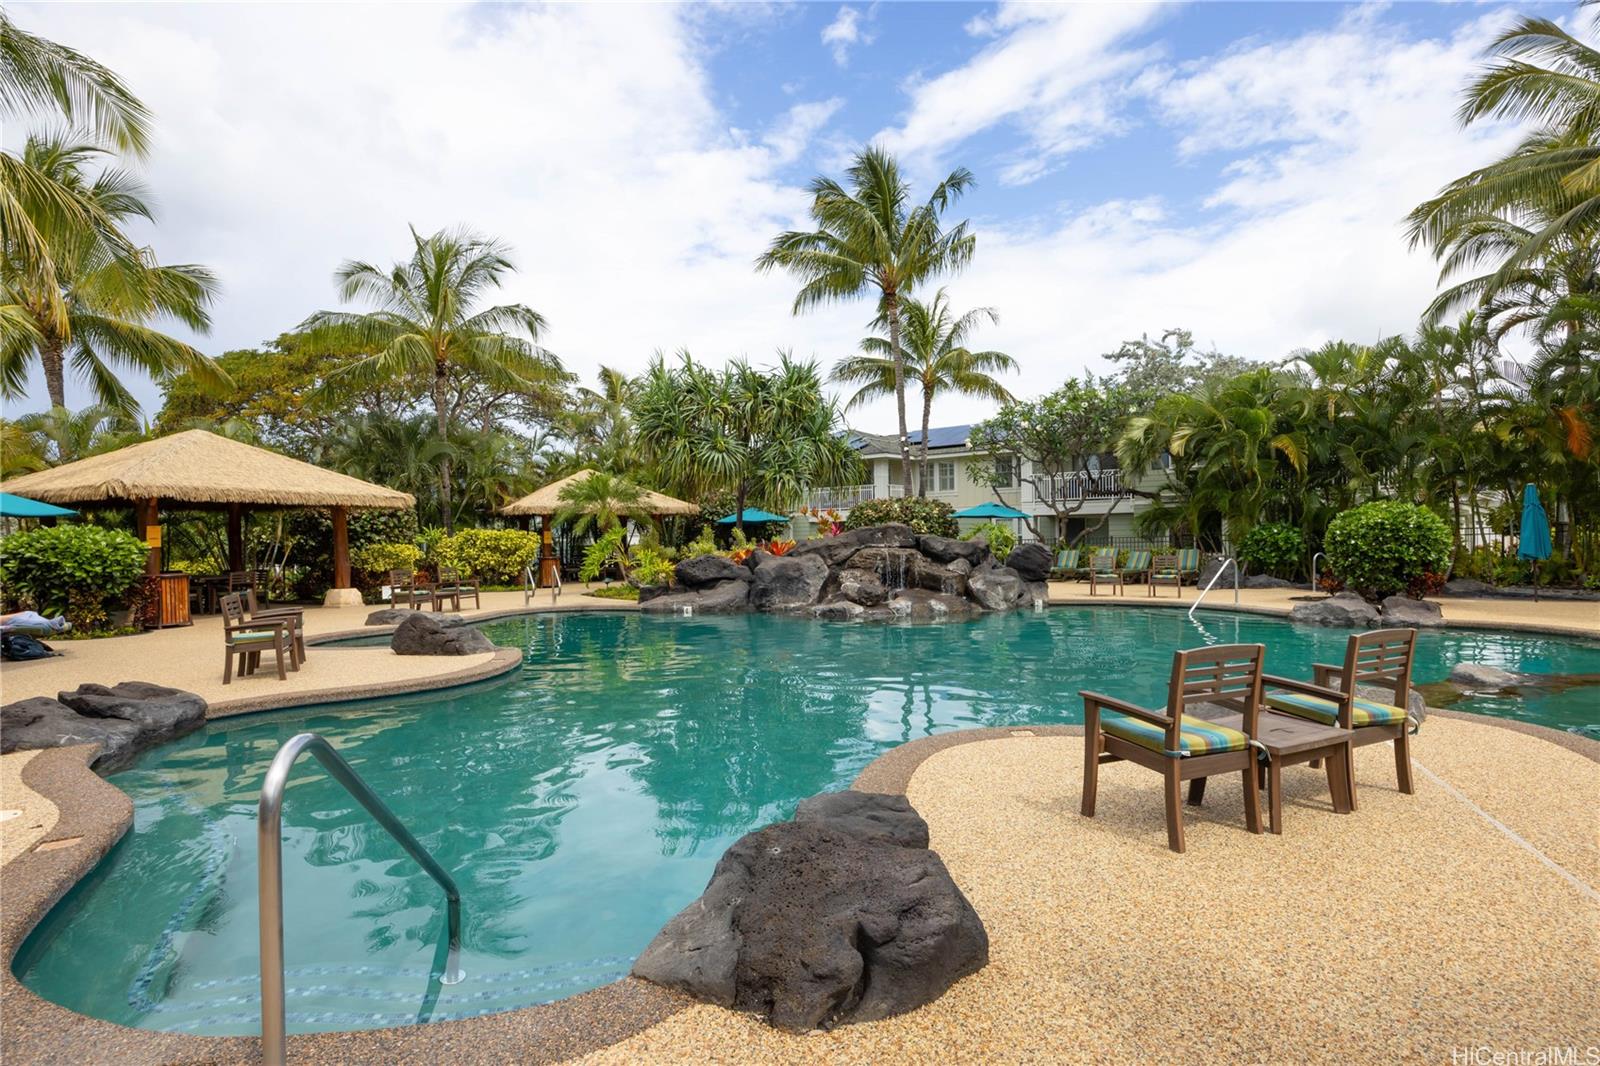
left=799, top=425, right=1171, bottom=546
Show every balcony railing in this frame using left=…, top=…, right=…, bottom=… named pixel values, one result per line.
left=1034, top=469, right=1122, bottom=504
left=799, top=483, right=905, bottom=511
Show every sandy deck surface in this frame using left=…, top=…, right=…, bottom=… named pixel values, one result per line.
left=0, top=752, right=56, bottom=866
left=581, top=716, right=1599, bottom=1064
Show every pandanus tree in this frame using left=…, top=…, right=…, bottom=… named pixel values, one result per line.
left=831, top=288, right=1016, bottom=493
left=757, top=146, right=976, bottom=495
left=301, top=226, right=564, bottom=532
left=2, top=135, right=226, bottom=415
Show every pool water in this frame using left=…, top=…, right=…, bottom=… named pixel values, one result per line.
left=15, top=608, right=1600, bottom=1035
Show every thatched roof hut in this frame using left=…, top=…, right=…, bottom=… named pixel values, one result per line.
left=500, top=469, right=697, bottom=518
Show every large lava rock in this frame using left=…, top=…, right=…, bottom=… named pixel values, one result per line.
left=1379, top=595, right=1444, bottom=627
left=632, top=790, right=987, bottom=1032
left=836, top=568, right=888, bottom=606
left=1005, top=542, right=1053, bottom=582
left=750, top=554, right=830, bottom=610
left=366, top=609, right=466, bottom=626
left=1448, top=662, right=1522, bottom=688
left=639, top=579, right=752, bottom=614
left=1325, top=675, right=1427, bottom=729
left=1288, top=592, right=1380, bottom=627
left=909, top=555, right=969, bottom=597
left=887, top=588, right=981, bottom=620
left=390, top=613, right=495, bottom=655
left=1241, top=574, right=1298, bottom=590
left=966, top=560, right=1027, bottom=611
left=792, top=524, right=918, bottom=568
left=677, top=554, right=752, bottom=588
left=2, top=682, right=208, bottom=773
left=915, top=534, right=985, bottom=566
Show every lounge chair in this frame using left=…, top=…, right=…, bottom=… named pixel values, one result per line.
left=244, top=589, right=305, bottom=666
left=389, top=568, right=432, bottom=609
left=220, top=592, right=294, bottom=684
left=1261, top=628, right=1419, bottom=809
left=1121, top=549, right=1153, bottom=585
left=1087, top=549, right=1121, bottom=596
left=1080, top=643, right=1265, bottom=853
left=1176, top=548, right=1201, bottom=585
left=1050, top=548, right=1085, bottom=581
left=1148, top=553, right=1183, bottom=597
left=434, top=565, right=481, bottom=611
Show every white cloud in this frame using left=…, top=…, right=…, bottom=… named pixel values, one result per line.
left=821, top=6, right=872, bottom=67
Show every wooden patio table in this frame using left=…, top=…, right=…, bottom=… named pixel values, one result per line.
left=1186, top=709, right=1354, bottom=835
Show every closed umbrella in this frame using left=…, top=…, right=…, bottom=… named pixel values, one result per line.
left=1516, top=483, right=1552, bottom=600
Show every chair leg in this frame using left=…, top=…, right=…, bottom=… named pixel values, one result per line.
left=1329, top=746, right=1353, bottom=813
left=1081, top=710, right=1100, bottom=818
left=1393, top=730, right=1414, bottom=794
left=1163, top=761, right=1185, bottom=853
left=223, top=646, right=233, bottom=685
left=1267, top=760, right=1283, bottom=835
left=273, top=634, right=287, bottom=680
left=1186, top=776, right=1207, bottom=807
left=1242, top=760, right=1262, bottom=834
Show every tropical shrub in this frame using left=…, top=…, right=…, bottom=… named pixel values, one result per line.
left=351, top=542, right=422, bottom=577
left=435, top=528, right=542, bottom=584
left=841, top=497, right=958, bottom=537
left=580, top=527, right=628, bottom=582
left=961, top=520, right=1016, bottom=561
left=1236, top=522, right=1306, bottom=580
left=0, top=524, right=148, bottom=627
left=630, top=543, right=676, bottom=587
left=683, top=527, right=719, bottom=559
left=1323, top=501, right=1451, bottom=599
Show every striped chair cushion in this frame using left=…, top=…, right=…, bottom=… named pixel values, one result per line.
left=1266, top=691, right=1407, bottom=728
left=1103, top=714, right=1249, bottom=756
left=232, top=630, right=279, bottom=643
left=1177, top=548, right=1201, bottom=572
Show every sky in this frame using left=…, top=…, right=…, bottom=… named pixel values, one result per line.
left=7, top=1, right=1557, bottom=433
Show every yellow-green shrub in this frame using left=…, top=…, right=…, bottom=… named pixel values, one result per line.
left=434, top=528, right=542, bottom=584
left=351, top=542, right=422, bottom=577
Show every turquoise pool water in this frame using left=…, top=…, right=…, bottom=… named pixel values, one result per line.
left=15, top=608, right=1600, bottom=1036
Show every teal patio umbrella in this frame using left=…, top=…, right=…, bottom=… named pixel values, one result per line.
left=717, top=508, right=790, bottom=525
left=1516, top=483, right=1552, bottom=600
left=0, top=492, right=78, bottom=519
left=953, top=502, right=1028, bottom=520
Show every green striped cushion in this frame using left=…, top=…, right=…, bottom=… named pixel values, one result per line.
left=1103, top=714, right=1248, bottom=756
left=1266, top=691, right=1406, bottom=727
left=1124, top=550, right=1151, bottom=571
left=232, top=630, right=278, bottom=643
left=1177, top=548, right=1200, bottom=572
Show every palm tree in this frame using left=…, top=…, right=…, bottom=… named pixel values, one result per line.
left=300, top=226, right=564, bottom=532
left=2, top=135, right=226, bottom=415
left=757, top=146, right=976, bottom=495
left=832, top=289, right=1015, bottom=493
left=555, top=470, right=648, bottom=540
left=15, top=403, right=141, bottom=464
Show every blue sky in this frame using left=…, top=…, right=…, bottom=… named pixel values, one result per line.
left=8, top=1, right=1554, bottom=428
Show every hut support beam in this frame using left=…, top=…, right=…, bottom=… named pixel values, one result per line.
left=139, top=497, right=162, bottom=577
left=227, top=503, right=244, bottom=572
left=323, top=505, right=362, bottom=608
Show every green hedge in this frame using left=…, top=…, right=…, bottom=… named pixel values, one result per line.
left=841, top=497, right=958, bottom=537
left=0, top=524, right=148, bottom=628
left=1324, top=501, right=1451, bottom=598
left=961, top=520, right=1016, bottom=561
left=351, top=542, right=422, bottom=577
left=1237, top=522, right=1305, bottom=580
left=434, top=528, right=542, bottom=584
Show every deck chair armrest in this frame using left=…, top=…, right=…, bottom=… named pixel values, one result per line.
left=1262, top=674, right=1348, bottom=703
left=1080, top=691, right=1172, bottom=727
left=1310, top=663, right=1342, bottom=686
left=225, top=619, right=289, bottom=635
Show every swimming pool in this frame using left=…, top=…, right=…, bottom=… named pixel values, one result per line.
left=15, top=607, right=1600, bottom=1036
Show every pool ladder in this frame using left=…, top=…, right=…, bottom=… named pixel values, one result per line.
left=257, top=732, right=463, bottom=1065
left=1188, top=556, right=1240, bottom=621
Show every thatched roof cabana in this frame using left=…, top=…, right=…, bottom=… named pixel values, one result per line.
left=500, top=469, right=697, bottom=518
left=1, top=430, right=413, bottom=605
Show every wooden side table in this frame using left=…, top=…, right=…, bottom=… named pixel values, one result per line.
left=1186, top=710, right=1354, bottom=834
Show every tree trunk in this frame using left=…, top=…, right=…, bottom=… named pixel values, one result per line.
left=41, top=335, right=66, bottom=410
left=886, top=291, right=913, bottom=496
left=433, top=365, right=453, bottom=534
left=735, top=479, right=748, bottom=539
left=919, top=385, right=933, bottom=498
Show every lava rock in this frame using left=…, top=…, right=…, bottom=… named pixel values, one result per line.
left=1448, top=662, right=1522, bottom=688
left=947, top=557, right=974, bottom=577
left=966, top=560, right=1026, bottom=611
left=676, top=554, right=752, bottom=589
left=909, top=555, right=969, bottom=597
left=390, top=613, right=495, bottom=655
left=637, top=584, right=669, bottom=604
left=639, top=578, right=752, bottom=614
left=1441, top=578, right=1496, bottom=598
left=1380, top=595, right=1444, bottom=627
left=1242, top=574, right=1298, bottom=590
left=795, top=790, right=930, bottom=848
left=1325, top=676, right=1427, bottom=728
left=792, top=524, right=918, bottom=568
left=750, top=554, right=830, bottom=611
left=915, top=534, right=986, bottom=566
left=810, top=600, right=866, bottom=620
left=366, top=608, right=466, bottom=626
left=836, top=568, right=888, bottom=606
left=1005, top=542, right=1053, bottom=582
left=1, top=696, right=144, bottom=772
left=1288, top=592, right=1380, bottom=628
left=887, top=589, right=980, bottom=620
left=632, top=792, right=987, bottom=1032
left=57, top=682, right=205, bottom=742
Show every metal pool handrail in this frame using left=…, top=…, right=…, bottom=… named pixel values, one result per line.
left=257, top=732, right=463, bottom=1065
left=1310, top=551, right=1326, bottom=592
left=1188, top=556, right=1239, bottom=620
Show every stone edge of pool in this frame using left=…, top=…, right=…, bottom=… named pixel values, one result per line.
left=3, top=601, right=1597, bottom=1065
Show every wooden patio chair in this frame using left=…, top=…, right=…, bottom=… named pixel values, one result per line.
left=1261, top=628, right=1419, bottom=809
left=1087, top=549, right=1122, bottom=596
left=434, top=565, right=481, bottom=611
left=1081, top=643, right=1265, bottom=853
left=220, top=592, right=294, bottom=684
left=389, top=568, right=432, bottom=610
left=1176, top=548, right=1202, bottom=585
left=1121, top=549, right=1153, bottom=585
left=1148, top=553, right=1183, bottom=597
left=1050, top=547, right=1085, bottom=581
left=244, top=588, right=305, bottom=666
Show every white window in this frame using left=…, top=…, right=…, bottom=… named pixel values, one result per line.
left=993, top=457, right=1016, bottom=488
left=937, top=461, right=956, bottom=493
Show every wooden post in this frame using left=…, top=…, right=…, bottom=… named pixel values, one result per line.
left=332, top=506, right=350, bottom=588
left=227, top=503, right=244, bottom=572
left=539, top=514, right=559, bottom=588
left=140, top=497, right=162, bottom=576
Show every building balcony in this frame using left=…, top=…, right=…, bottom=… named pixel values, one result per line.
left=1033, top=470, right=1123, bottom=504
